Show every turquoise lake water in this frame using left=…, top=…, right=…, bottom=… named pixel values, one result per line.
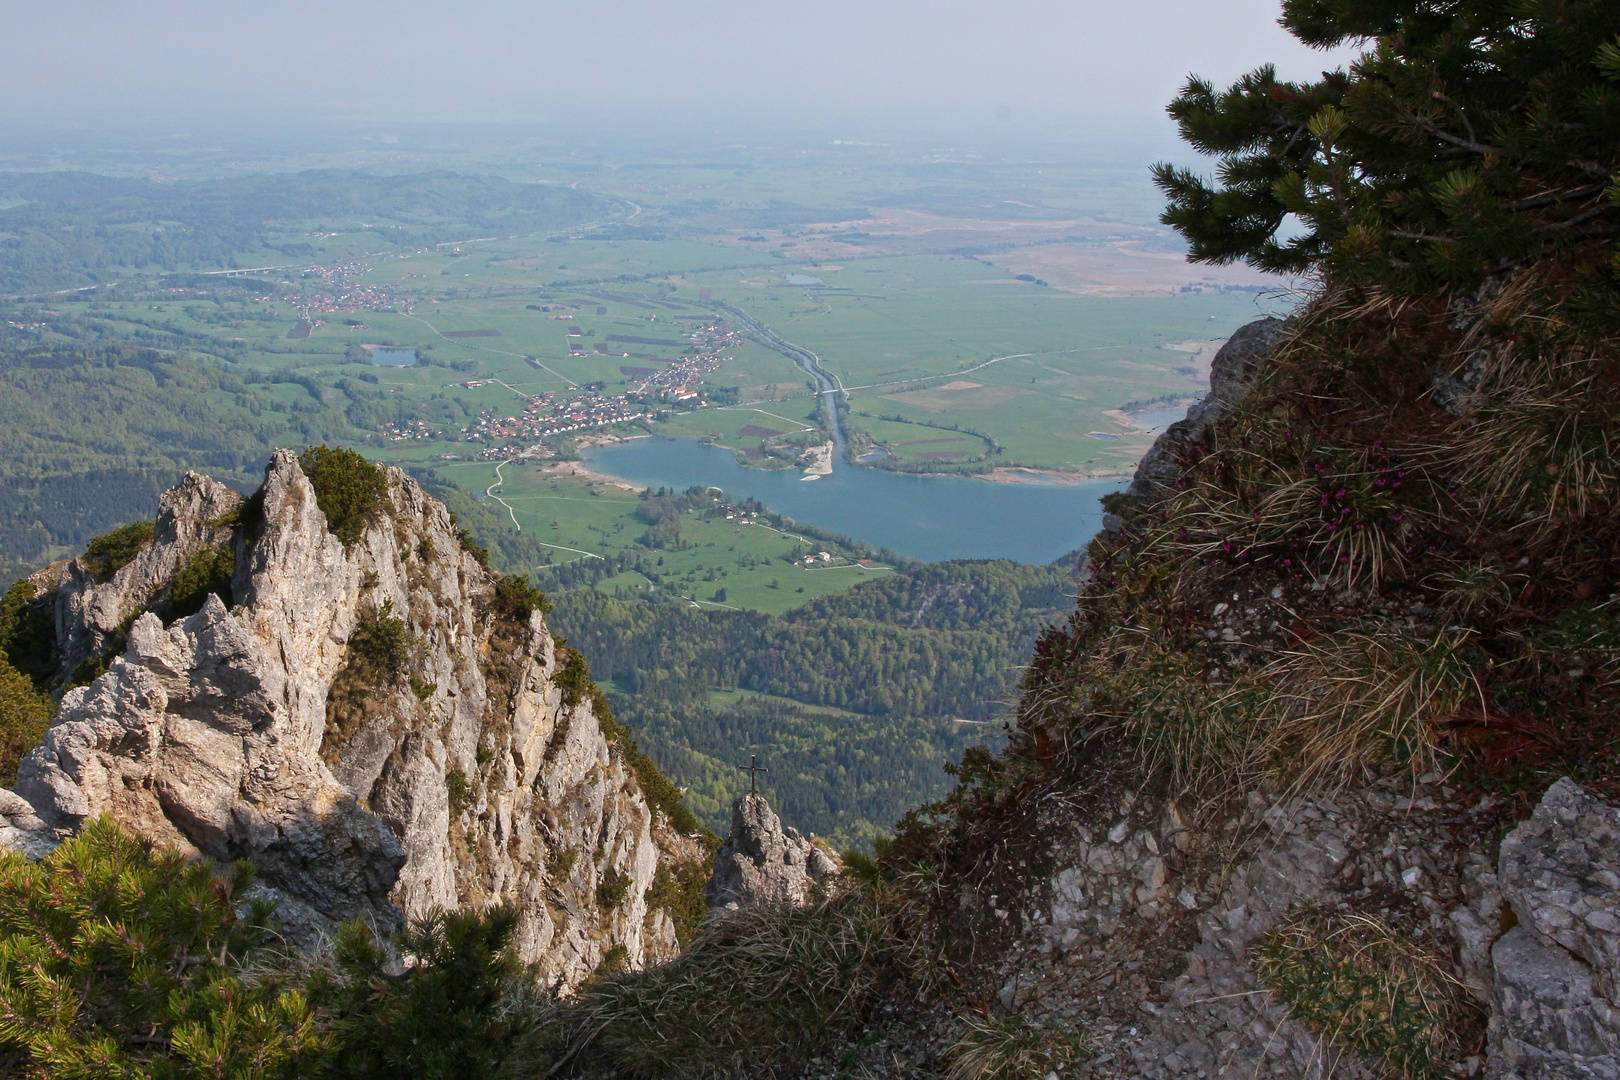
left=582, top=438, right=1125, bottom=564
left=370, top=347, right=418, bottom=367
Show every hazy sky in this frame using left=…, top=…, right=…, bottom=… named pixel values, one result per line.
left=5, top=0, right=1354, bottom=137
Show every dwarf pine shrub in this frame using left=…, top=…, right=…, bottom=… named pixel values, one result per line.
left=299, top=445, right=387, bottom=546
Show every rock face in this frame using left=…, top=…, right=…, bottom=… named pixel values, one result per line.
left=2, top=451, right=689, bottom=992
left=1489, top=779, right=1620, bottom=1080
left=706, top=793, right=840, bottom=909
left=1117, top=317, right=1291, bottom=514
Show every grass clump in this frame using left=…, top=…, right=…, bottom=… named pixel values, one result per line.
left=558, top=878, right=937, bottom=1078
left=299, top=444, right=387, bottom=547
left=80, top=520, right=154, bottom=580
left=1255, top=909, right=1473, bottom=1080
left=946, top=1014, right=1085, bottom=1080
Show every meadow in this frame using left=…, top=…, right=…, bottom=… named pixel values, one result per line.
left=444, top=462, right=895, bottom=616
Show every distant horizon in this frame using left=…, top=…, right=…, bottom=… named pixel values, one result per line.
left=7, top=0, right=1357, bottom=166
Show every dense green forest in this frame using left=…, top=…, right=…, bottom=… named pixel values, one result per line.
left=547, top=560, right=1074, bottom=844
left=0, top=170, right=607, bottom=293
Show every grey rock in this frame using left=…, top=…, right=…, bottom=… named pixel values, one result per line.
left=706, top=793, right=840, bottom=909
left=54, top=472, right=243, bottom=681
left=1489, top=779, right=1620, bottom=1080
left=1488, top=927, right=1620, bottom=1080
left=8, top=450, right=691, bottom=991
left=1121, top=318, right=1291, bottom=512
left=1499, top=779, right=1620, bottom=1003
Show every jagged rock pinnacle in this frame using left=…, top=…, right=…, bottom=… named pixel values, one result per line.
left=705, top=792, right=840, bottom=910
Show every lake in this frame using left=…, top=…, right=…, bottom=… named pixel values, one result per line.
left=370, top=347, right=418, bottom=367
left=582, top=438, right=1125, bottom=564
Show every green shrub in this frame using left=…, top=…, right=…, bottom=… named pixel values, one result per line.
left=313, top=906, right=552, bottom=1080
left=299, top=445, right=387, bottom=546
left=165, top=544, right=236, bottom=621
left=555, top=648, right=593, bottom=709
left=1255, top=909, right=1473, bottom=1080
left=595, top=870, right=629, bottom=910
left=0, top=819, right=554, bottom=1079
left=0, top=654, right=51, bottom=786
left=644, top=857, right=716, bottom=949
left=81, top=520, right=154, bottom=580
left=492, top=574, right=552, bottom=623
left=351, top=600, right=409, bottom=681
left=1154, top=0, right=1620, bottom=298
left=0, top=816, right=322, bottom=1077
left=446, top=767, right=473, bottom=818
left=0, top=580, right=56, bottom=690
left=411, top=676, right=438, bottom=702
left=549, top=847, right=579, bottom=880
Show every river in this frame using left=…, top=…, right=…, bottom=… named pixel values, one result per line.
left=582, top=437, right=1124, bottom=565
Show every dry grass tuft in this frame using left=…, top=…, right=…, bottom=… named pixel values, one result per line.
left=554, top=878, right=938, bottom=1078
left=1255, top=909, right=1475, bottom=1080
left=1256, top=629, right=1482, bottom=793
left=1453, top=352, right=1619, bottom=537
left=945, top=1014, right=1085, bottom=1080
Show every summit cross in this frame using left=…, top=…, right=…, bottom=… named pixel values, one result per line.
left=738, top=755, right=769, bottom=796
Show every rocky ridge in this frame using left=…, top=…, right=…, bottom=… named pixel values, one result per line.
left=0, top=450, right=696, bottom=991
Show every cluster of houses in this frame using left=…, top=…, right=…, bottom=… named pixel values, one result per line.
left=255, top=261, right=413, bottom=321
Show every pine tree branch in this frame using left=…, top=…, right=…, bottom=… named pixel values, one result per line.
left=1529, top=204, right=1614, bottom=235
left=1510, top=183, right=1609, bottom=211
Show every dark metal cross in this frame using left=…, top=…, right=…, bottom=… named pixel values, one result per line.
left=738, top=755, right=769, bottom=796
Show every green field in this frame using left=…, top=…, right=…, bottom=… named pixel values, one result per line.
left=445, top=463, right=895, bottom=615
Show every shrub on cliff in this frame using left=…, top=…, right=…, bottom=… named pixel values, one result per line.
left=80, top=519, right=155, bottom=580
left=0, top=819, right=552, bottom=1079
left=0, top=655, right=50, bottom=786
left=299, top=445, right=387, bottom=546
left=0, top=817, right=323, bottom=1078
left=313, top=908, right=551, bottom=1080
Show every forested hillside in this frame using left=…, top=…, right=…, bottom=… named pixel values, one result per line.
left=0, top=170, right=606, bottom=293
left=548, top=560, right=1074, bottom=844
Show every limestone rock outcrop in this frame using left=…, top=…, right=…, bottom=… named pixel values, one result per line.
left=1118, top=317, right=1292, bottom=514
left=1489, top=779, right=1620, bottom=1080
left=706, top=793, right=840, bottom=909
left=1, top=450, right=691, bottom=992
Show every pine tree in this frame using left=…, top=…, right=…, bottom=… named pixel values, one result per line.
left=1153, top=0, right=1620, bottom=294
left=0, top=817, right=322, bottom=1079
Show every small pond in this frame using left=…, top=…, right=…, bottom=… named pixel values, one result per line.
left=370, top=347, right=418, bottom=367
